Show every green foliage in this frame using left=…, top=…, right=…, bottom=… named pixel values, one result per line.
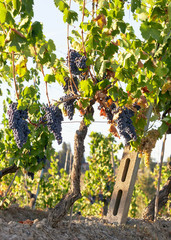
left=0, top=156, right=70, bottom=209
left=129, top=158, right=171, bottom=218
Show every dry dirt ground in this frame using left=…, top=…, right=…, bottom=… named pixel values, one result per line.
left=0, top=205, right=170, bottom=240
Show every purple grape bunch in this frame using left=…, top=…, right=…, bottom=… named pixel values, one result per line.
left=116, top=107, right=137, bottom=144
left=67, top=49, right=87, bottom=75
left=44, top=105, right=63, bottom=144
left=7, top=102, right=30, bottom=149
left=63, top=76, right=78, bottom=94
left=60, top=93, right=75, bottom=120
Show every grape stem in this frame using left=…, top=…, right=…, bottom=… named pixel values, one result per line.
left=52, top=94, right=81, bottom=105
left=41, top=65, right=51, bottom=106
left=12, top=51, right=19, bottom=100
left=0, top=22, right=6, bottom=35
left=28, top=118, right=39, bottom=127
left=81, top=0, right=95, bottom=83
left=92, top=0, right=94, bottom=18
left=81, top=0, right=86, bottom=55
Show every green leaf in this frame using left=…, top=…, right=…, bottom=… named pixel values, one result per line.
left=12, top=0, right=20, bottom=11
left=21, top=0, right=34, bottom=16
left=47, top=39, right=56, bottom=52
left=71, top=30, right=81, bottom=39
left=104, top=43, right=118, bottom=57
left=80, top=79, right=94, bottom=97
left=29, top=102, right=40, bottom=114
left=44, top=74, right=56, bottom=83
left=144, top=59, right=155, bottom=72
left=140, top=21, right=162, bottom=40
left=84, top=113, right=94, bottom=126
left=97, top=79, right=110, bottom=90
left=155, top=67, right=169, bottom=77
left=55, top=73, right=65, bottom=85
left=30, top=21, right=43, bottom=41
left=21, top=86, right=37, bottom=98
left=99, top=60, right=108, bottom=78
left=0, top=35, right=5, bottom=47
left=150, top=28, right=161, bottom=40
left=158, top=122, right=168, bottom=137
left=0, top=2, right=7, bottom=23
left=58, top=1, right=69, bottom=12
left=94, top=57, right=102, bottom=73
left=131, top=0, right=141, bottom=13
left=54, top=0, right=61, bottom=7
left=140, top=22, right=150, bottom=40
left=137, top=9, right=148, bottom=21
left=150, top=115, right=159, bottom=122
left=63, top=9, right=78, bottom=24
left=17, top=98, right=29, bottom=110
left=117, top=21, right=127, bottom=33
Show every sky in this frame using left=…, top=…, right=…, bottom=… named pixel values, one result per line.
left=1, top=0, right=170, bottom=163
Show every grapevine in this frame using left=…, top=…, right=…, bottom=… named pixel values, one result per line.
left=0, top=0, right=170, bottom=225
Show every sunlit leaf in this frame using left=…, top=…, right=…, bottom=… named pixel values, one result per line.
left=44, top=74, right=56, bottom=83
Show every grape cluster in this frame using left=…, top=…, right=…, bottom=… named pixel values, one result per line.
left=27, top=172, right=34, bottom=180
left=62, top=76, right=78, bottom=94
left=37, top=155, right=46, bottom=164
left=139, top=129, right=159, bottom=167
left=7, top=102, right=30, bottom=148
left=44, top=105, right=63, bottom=144
left=105, top=108, right=113, bottom=121
left=76, top=55, right=87, bottom=70
left=60, top=93, right=75, bottom=120
left=116, top=107, right=137, bottom=144
left=67, top=49, right=87, bottom=75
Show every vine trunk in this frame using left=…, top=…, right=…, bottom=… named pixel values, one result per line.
left=48, top=119, right=88, bottom=227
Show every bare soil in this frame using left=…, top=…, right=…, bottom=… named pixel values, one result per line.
left=0, top=205, right=170, bottom=240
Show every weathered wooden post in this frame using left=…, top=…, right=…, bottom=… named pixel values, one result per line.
left=107, top=145, right=140, bottom=224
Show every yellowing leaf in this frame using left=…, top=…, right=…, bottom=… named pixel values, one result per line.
left=93, top=14, right=106, bottom=30
left=161, top=80, right=171, bottom=94
left=15, top=56, right=27, bottom=77
left=109, top=124, right=120, bottom=138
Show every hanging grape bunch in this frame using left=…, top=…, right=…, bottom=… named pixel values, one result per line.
left=95, top=91, right=138, bottom=144
left=115, top=107, right=137, bottom=144
left=62, top=76, right=78, bottom=94
left=43, top=105, right=63, bottom=144
left=7, top=102, right=30, bottom=148
left=60, top=93, right=75, bottom=120
left=67, top=49, right=87, bottom=76
left=139, top=129, right=160, bottom=167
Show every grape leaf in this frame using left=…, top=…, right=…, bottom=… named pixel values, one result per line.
left=80, top=79, right=94, bottom=97
left=22, top=86, right=37, bottom=98
left=44, top=74, right=56, bottom=83
left=0, top=2, right=7, bottom=23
